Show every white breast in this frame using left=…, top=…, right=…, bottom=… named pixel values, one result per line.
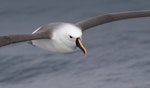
left=32, top=39, right=75, bottom=53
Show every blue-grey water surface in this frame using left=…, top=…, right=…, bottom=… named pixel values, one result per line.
left=0, top=0, right=150, bottom=88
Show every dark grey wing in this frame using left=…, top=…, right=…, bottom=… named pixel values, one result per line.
left=0, top=23, right=62, bottom=47
left=0, top=32, right=50, bottom=47
left=75, top=10, right=150, bottom=31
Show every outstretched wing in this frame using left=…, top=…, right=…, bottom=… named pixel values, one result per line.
left=1, top=10, right=150, bottom=47
left=75, top=10, right=150, bottom=31
left=0, top=32, right=50, bottom=47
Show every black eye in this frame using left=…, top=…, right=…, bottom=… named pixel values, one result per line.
left=69, top=35, right=73, bottom=38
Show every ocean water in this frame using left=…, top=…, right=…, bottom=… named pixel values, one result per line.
left=0, top=0, right=150, bottom=88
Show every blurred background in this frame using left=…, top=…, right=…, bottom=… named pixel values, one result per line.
left=0, top=0, right=150, bottom=88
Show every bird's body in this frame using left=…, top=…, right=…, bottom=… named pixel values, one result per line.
left=31, top=23, right=83, bottom=53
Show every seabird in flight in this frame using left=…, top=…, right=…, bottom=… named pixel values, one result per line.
left=0, top=10, right=150, bottom=55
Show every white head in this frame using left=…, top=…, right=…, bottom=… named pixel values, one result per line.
left=32, top=23, right=87, bottom=55
left=52, top=23, right=87, bottom=55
